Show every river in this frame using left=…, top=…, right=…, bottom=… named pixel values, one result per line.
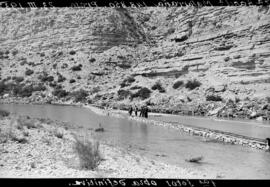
left=1, top=103, right=270, bottom=179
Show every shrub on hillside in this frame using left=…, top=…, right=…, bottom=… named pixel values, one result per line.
left=12, top=76, right=24, bottom=83
left=57, top=74, right=66, bottom=83
left=38, top=72, right=54, bottom=82
left=71, top=64, right=82, bottom=71
left=151, top=82, right=166, bottom=93
left=206, top=95, right=223, bottom=102
left=69, top=79, right=76, bottom=83
left=172, top=80, right=184, bottom=89
left=32, top=84, right=46, bottom=92
left=71, top=89, right=89, bottom=102
left=185, top=80, right=201, bottom=90
left=131, top=87, right=151, bottom=100
left=69, top=50, right=76, bottom=55
left=120, top=76, right=136, bottom=88
left=117, top=89, right=131, bottom=100
left=52, top=88, right=69, bottom=98
left=89, top=58, right=96, bottom=63
left=25, top=69, right=34, bottom=76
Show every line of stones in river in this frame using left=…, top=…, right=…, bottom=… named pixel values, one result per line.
left=105, top=110, right=268, bottom=151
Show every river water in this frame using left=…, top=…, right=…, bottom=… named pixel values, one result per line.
left=1, top=104, right=270, bottom=179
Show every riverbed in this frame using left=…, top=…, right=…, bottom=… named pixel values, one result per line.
left=1, top=103, right=270, bottom=179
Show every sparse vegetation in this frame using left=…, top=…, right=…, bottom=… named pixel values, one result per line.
left=17, top=117, right=37, bottom=129
left=69, top=50, right=76, bottom=55
left=25, top=69, right=34, bottom=76
left=57, top=73, right=66, bottom=83
left=131, top=87, right=151, bottom=100
left=206, top=95, right=223, bottom=102
left=70, top=89, right=89, bottom=102
left=89, top=58, right=96, bottom=63
left=38, top=72, right=54, bottom=82
left=69, top=79, right=76, bottom=83
left=151, top=82, right=166, bottom=93
left=71, top=64, right=82, bottom=71
left=52, top=88, right=69, bottom=98
left=120, top=76, right=136, bottom=88
left=0, top=109, right=10, bottom=117
left=185, top=80, right=201, bottom=90
left=12, top=76, right=24, bottom=83
left=90, top=86, right=100, bottom=94
left=74, top=137, right=102, bottom=170
left=117, top=89, right=131, bottom=100
left=173, top=80, right=184, bottom=89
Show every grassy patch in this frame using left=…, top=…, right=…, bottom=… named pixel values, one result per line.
left=206, top=95, right=223, bottom=102
left=0, top=109, right=10, bottom=117
left=25, top=69, right=34, bottom=76
left=151, top=82, right=166, bottom=93
left=131, top=87, right=151, bottom=100
left=117, top=89, right=131, bottom=100
left=74, top=138, right=102, bottom=170
left=185, top=80, right=201, bottom=90
left=172, top=80, right=184, bottom=89
left=71, top=64, right=82, bottom=71
left=120, top=76, right=136, bottom=88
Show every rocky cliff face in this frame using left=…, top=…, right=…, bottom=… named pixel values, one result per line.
left=0, top=7, right=270, bottom=117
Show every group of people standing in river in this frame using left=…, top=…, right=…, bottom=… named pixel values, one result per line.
left=128, top=105, right=149, bottom=118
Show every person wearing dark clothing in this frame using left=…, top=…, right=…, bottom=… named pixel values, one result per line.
left=266, top=138, right=270, bottom=151
left=135, top=106, right=138, bottom=116
left=139, top=107, right=143, bottom=117
left=128, top=106, right=133, bottom=116
left=145, top=106, right=149, bottom=118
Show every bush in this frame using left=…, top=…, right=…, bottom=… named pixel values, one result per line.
left=0, top=109, right=10, bottom=117
left=131, top=87, right=151, bottom=100
left=71, top=89, right=89, bottom=102
left=38, top=72, right=54, bottom=82
left=117, top=89, right=131, bottom=100
left=57, top=74, right=66, bottom=83
left=120, top=76, right=136, bottom=88
left=173, top=80, right=184, bottom=89
left=185, top=80, right=201, bottom=90
left=33, top=84, right=46, bottom=92
left=89, top=58, right=96, bottom=63
left=52, top=88, right=69, bottom=98
left=151, top=82, right=166, bottom=93
left=69, top=50, right=76, bottom=55
left=73, top=138, right=102, bottom=170
left=25, top=69, right=34, bottom=76
left=91, top=86, right=100, bottom=94
left=69, top=79, right=76, bottom=83
left=12, top=76, right=24, bottom=83
left=130, top=86, right=142, bottom=90
left=17, top=117, right=37, bottom=129
left=71, top=64, right=82, bottom=71
left=206, top=95, right=223, bottom=102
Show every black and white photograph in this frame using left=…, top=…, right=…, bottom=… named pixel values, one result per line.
left=0, top=1, right=270, bottom=181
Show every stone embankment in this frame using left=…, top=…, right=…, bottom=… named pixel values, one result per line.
left=85, top=105, right=269, bottom=151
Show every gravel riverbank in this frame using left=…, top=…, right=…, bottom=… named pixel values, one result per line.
left=0, top=113, right=212, bottom=178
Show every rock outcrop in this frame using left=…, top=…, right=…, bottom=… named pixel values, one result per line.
left=0, top=7, right=270, bottom=119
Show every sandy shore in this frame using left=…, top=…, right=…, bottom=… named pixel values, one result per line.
left=0, top=113, right=213, bottom=178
